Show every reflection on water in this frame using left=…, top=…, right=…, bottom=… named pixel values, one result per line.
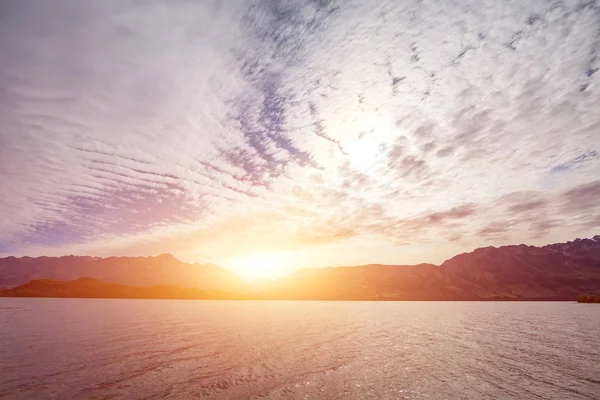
left=1, top=299, right=599, bottom=399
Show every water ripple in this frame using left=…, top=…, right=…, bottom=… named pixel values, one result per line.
left=0, top=299, right=599, bottom=399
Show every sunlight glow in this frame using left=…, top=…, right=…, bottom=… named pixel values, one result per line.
left=345, top=114, right=394, bottom=172
left=228, top=253, right=286, bottom=282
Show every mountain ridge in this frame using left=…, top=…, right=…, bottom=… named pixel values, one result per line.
left=1, top=235, right=599, bottom=300
left=0, top=254, right=242, bottom=291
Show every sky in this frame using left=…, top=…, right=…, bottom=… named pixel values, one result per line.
left=0, top=0, right=599, bottom=280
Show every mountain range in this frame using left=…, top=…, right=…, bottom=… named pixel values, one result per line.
left=1, top=236, right=599, bottom=300
left=0, top=253, right=242, bottom=290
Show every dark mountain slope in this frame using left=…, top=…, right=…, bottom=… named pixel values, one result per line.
left=260, top=263, right=489, bottom=300
left=261, top=236, right=600, bottom=300
left=0, top=278, right=251, bottom=300
left=439, top=241, right=600, bottom=299
left=0, top=254, right=243, bottom=291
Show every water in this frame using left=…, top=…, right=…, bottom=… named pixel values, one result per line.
left=1, top=300, right=599, bottom=399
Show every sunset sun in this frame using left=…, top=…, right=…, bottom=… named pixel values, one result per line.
left=229, top=254, right=282, bottom=282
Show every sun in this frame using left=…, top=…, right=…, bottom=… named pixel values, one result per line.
left=229, top=253, right=282, bottom=282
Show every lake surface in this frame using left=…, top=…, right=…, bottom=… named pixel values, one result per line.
left=1, top=300, right=599, bottom=399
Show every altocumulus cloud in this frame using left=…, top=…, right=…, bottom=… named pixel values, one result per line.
left=0, top=0, right=599, bottom=269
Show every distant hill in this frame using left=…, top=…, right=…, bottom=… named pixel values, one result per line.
left=438, top=237, right=600, bottom=300
left=1, top=235, right=599, bottom=300
left=259, top=236, right=600, bottom=300
left=258, top=263, right=481, bottom=300
left=0, top=254, right=243, bottom=291
left=0, top=278, right=252, bottom=300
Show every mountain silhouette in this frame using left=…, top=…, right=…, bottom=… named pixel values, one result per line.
left=0, top=277, right=251, bottom=299
left=0, top=254, right=242, bottom=291
left=1, top=236, right=599, bottom=300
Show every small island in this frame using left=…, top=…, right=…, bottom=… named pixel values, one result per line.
left=577, top=295, right=600, bottom=303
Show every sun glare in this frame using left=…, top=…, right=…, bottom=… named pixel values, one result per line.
left=229, top=254, right=283, bottom=282
left=345, top=114, right=393, bottom=172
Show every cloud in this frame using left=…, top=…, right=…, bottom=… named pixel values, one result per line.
left=508, top=200, right=548, bottom=213
left=425, top=204, right=477, bottom=224
left=500, top=191, right=550, bottom=214
left=436, top=146, right=455, bottom=158
left=551, top=151, right=599, bottom=173
left=478, top=223, right=511, bottom=240
left=561, top=179, right=600, bottom=212
left=0, top=0, right=599, bottom=270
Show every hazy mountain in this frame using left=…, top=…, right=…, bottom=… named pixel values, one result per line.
left=261, top=236, right=600, bottom=300
left=258, top=263, right=483, bottom=300
left=542, top=235, right=600, bottom=261
left=0, top=254, right=243, bottom=291
left=438, top=240, right=600, bottom=300
left=1, top=236, right=599, bottom=300
left=0, top=277, right=252, bottom=300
